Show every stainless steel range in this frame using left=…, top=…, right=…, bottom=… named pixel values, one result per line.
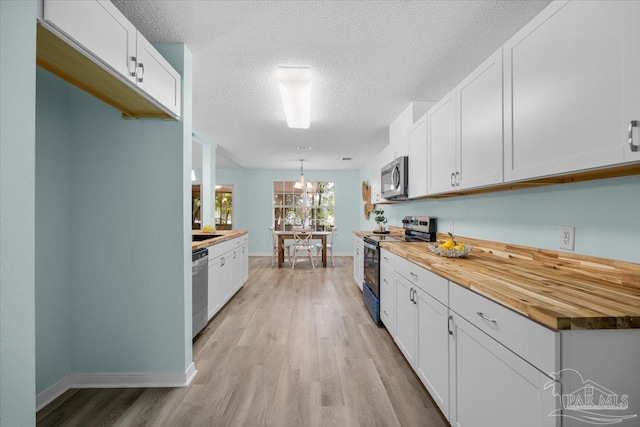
left=362, top=216, right=437, bottom=326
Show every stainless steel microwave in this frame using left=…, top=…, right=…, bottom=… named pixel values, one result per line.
left=381, top=156, right=408, bottom=199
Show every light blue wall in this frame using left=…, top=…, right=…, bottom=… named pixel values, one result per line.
left=68, top=44, right=192, bottom=374
left=35, top=69, right=72, bottom=393
left=216, top=168, right=360, bottom=255
left=362, top=172, right=640, bottom=263
left=155, top=43, right=194, bottom=371
left=32, top=44, right=193, bottom=389
left=0, top=0, right=37, bottom=425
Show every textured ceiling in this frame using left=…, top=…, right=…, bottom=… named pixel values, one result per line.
left=111, top=0, right=551, bottom=171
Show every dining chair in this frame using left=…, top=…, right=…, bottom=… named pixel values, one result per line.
left=270, top=226, right=290, bottom=267
left=316, top=228, right=337, bottom=267
left=291, top=231, right=315, bottom=269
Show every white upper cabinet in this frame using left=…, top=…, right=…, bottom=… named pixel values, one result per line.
left=43, top=0, right=181, bottom=118
left=624, top=0, right=640, bottom=163
left=457, top=48, right=503, bottom=190
left=427, top=90, right=457, bottom=195
left=504, top=0, right=639, bottom=181
left=135, top=33, right=181, bottom=117
left=428, top=49, right=503, bottom=195
left=44, top=0, right=137, bottom=83
left=408, top=113, right=428, bottom=198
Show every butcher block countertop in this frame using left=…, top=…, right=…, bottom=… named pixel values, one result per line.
left=192, top=229, right=248, bottom=251
left=377, top=233, right=640, bottom=331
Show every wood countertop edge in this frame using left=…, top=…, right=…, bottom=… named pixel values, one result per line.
left=377, top=237, right=640, bottom=332
left=192, top=230, right=248, bottom=250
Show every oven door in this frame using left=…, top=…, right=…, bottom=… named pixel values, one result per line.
left=363, top=239, right=380, bottom=298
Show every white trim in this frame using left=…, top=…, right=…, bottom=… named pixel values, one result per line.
left=36, top=375, right=70, bottom=411
left=36, top=363, right=197, bottom=412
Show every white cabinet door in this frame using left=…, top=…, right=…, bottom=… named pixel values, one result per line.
left=44, top=0, right=137, bottom=82
left=428, top=90, right=457, bottom=195
left=624, top=0, right=640, bottom=163
left=457, top=48, right=503, bottom=190
left=393, top=273, right=416, bottom=367
left=408, top=114, right=428, bottom=198
left=504, top=0, right=630, bottom=181
left=207, top=255, right=224, bottom=320
left=135, top=32, right=182, bottom=118
left=392, top=132, right=408, bottom=159
left=353, top=236, right=363, bottom=291
left=380, top=260, right=394, bottom=335
left=415, top=286, right=450, bottom=421
left=241, top=243, right=249, bottom=283
left=449, top=313, right=557, bottom=427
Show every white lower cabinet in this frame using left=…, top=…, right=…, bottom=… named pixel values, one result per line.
left=353, top=236, right=363, bottom=291
left=449, top=312, right=557, bottom=427
left=379, top=249, right=395, bottom=335
left=206, top=234, right=249, bottom=321
left=415, top=286, right=450, bottom=420
left=394, top=273, right=416, bottom=366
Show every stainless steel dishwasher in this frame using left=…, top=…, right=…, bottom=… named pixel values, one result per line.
left=192, top=248, right=209, bottom=339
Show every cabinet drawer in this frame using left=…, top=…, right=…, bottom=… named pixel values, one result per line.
left=380, top=249, right=396, bottom=269
left=395, top=256, right=448, bottom=305
left=449, top=284, right=558, bottom=374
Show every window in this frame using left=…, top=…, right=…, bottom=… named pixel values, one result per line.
left=215, top=185, right=233, bottom=230
left=273, top=181, right=335, bottom=230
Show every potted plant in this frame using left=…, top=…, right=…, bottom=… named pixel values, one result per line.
left=373, top=208, right=387, bottom=232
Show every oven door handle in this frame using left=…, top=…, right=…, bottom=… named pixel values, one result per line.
left=363, top=240, right=378, bottom=251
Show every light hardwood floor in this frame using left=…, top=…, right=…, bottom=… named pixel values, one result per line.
left=37, top=256, right=448, bottom=427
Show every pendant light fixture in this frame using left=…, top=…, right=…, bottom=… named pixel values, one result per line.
left=294, top=159, right=313, bottom=190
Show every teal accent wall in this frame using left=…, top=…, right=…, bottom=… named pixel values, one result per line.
left=0, top=0, right=37, bottom=425
left=35, top=69, right=72, bottom=393
left=216, top=168, right=360, bottom=255
left=363, top=172, right=640, bottom=263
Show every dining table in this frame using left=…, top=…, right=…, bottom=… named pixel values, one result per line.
left=275, top=230, right=331, bottom=268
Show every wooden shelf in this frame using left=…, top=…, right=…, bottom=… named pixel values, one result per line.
left=36, top=23, right=174, bottom=120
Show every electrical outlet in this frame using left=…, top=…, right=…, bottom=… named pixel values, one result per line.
left=559, top=226, right=575, bottom=250
left=449, top=220, right=454, bottom=233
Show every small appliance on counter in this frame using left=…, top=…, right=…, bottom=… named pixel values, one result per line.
left=401, top=216, right=437, bottom=242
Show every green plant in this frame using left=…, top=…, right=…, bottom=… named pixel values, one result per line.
left=373, top=208, right=387, bottom=224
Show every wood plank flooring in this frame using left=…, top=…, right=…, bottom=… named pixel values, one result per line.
left=37, top=257, right=448, bottom=427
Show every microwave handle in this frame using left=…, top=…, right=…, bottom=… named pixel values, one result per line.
left=392, top=165, right=400, bottom=189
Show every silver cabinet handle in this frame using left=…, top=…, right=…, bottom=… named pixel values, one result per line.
left=234, top=251, right=237, bottom=259
left=221, top=257, right=225, bottom=266
left=383, top=256, right=388, bottom=262
left=476, top=312, right=497, bottom=323
left=383, top=278, right=388, bottom=284
left=409, top=288, right=414, bottom=303
left=450, top=172, right=455, bottom=187
left=629, top=120, right=638, bottom=152
left=137, top=63, right=145, bottom=83
left=448, top=315, right=453, bottom=335
left=129, top=56, right=137, bottom=77
left=410, top=272, right=418, bottom=279
left=455, top=171, right=460, bottom=187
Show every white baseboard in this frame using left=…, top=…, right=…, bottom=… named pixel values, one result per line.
left=36, top=375, right=70, bottom=411
left=36, top=362, right=197, bottom=412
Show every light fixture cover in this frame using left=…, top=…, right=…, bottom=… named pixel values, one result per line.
left=277, top=67, right=310, bottom=129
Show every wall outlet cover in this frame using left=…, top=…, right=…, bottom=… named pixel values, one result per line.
left=559, top=226, right=575, bottom=250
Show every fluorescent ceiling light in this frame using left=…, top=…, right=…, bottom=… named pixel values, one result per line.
left=277, top=67, right=310, bottom=129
